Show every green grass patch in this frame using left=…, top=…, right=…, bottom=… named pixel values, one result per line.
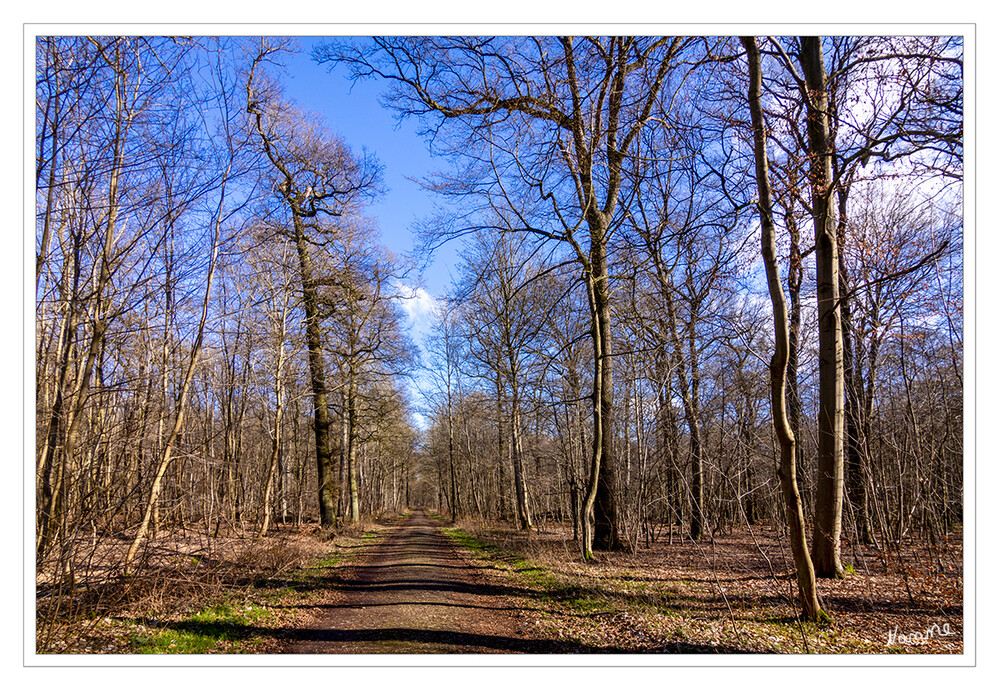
left=443, top=527, right=562, bottom=595
left=130, top=602, right=273, bottom=654
left=313, top=552, right=343, bottom=569
left=563, top=595, right=613, bottom=614
left=127, top=537, right=363, bottom=653
left=442, top=528, right=500, bottom=559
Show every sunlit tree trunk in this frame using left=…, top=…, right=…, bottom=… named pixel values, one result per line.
left=742, top=35, right=824, bottom=620
left=259, top=288, right=290, bottom=537
left=800, top=36, right=846, bottom=579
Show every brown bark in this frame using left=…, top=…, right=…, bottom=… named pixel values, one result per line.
left=246, top=47, right=343, bottom=528
left=589, top=226, right=621, bottom=552
left=741, top=36, right=824, bottom=621
left=782, top=181, right=808, bottom=510
left=580, top=267, right=605, bottom=560
left=837, top=185, right=871, bottom=546
left=293, top=215, right=338, bottom=527
left=799, top=36, right=846, bottom=579
left=663, top=287, right=704, bottom=541
left=347, top=372, right=361, bottom=523
left=510, top=385, right=532, bottom=531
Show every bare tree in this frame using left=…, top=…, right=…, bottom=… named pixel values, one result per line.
left=247, top=235, right=297, bottom=536
left=123, top=38, right=249, bottom=571
left=741, top=35, right=824, bottom=621
left=245, top=39, right=382, bottom=527
left=422, top=300, right=465, bottom=522
left=316, top=35, right=712, bottom=558
left=453, top=231, right=558, bottom=530
left=324, top=220, right=414, bottom=523
left=779, top=36, right=848, bottom=579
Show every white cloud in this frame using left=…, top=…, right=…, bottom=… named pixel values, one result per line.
left=392, top=282, right=441, bottom=430
left=394, top=282, right=440, bottom=343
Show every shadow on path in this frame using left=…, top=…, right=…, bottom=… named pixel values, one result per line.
left=159, top=618, right=751, bottom=654
left=276, top=509, right=755, bottom=654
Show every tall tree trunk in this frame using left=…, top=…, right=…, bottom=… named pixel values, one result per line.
left=742, top=36, right=825, bottom=621
left=664, top=288, right=704, bottom=540
left=259, top=335, right=287, bottom=537
left=36, top=304, right=77, bottom=567
left=125, top=164, right=228, bottom=572
left=580, top=267, right=605, bottom=560
left=347, top=366, right=361, bottom=524
left=510, top=386, right=532, bottom=530
left=784, top=193, right=807, bottom=514
left=36, top=36, right=61, bottom=288
left=292, top=214, right=337, bottom=528
left=447, top=386, right=459, bottom=523
left=495, top=376, right=509, bottom=521
left=590, top=238, right=621, bottom=552
left=800, top=36, right=846, bottom=579
left=838, top=206, right=870, bottom=546
left=39, top=40, right=129, bottom=566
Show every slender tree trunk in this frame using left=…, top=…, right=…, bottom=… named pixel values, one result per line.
left=347, top=369, right=361, bottom=524
left=862, top=321, right=882, bottom=545
left=687, top=310, right=704, bottom=541
left=125, top=169, right=227, bottom=572
left=36, top=304, right=77, bottom=567
left=463, top=421, right=484, bottom=518
left=663, top=288, right=704, bottom=540
left=742, top=36, right=824, bottom=621
left=447, top=385, right=459, bottom=523
left=495, top=376, right=509, bottom=522
left=510, top=386, right=532, bottom=530
left=39, top=41, right=129, bottom=566
left=580, top=268, right=605, bottom=560
left=259, top=338, right=286, bottom=537
left=784, top=196, right=808, bottom=513
left=36, top=37, right=61, bottom=288
left=837, top=189, right=871, bottom=546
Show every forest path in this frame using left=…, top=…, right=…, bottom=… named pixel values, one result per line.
left=282, top=508, right=555, bottom=654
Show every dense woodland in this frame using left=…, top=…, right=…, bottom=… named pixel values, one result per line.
left=35, top=35, right=963, bottom=632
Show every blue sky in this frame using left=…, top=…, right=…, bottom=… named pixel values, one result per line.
left=280, top=39, right=455, bottom=297
left=279, top=40, right=449, bottom=423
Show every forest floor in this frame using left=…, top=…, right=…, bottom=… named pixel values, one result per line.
left=35, top=509, right=963, bottom=656
left=448, top=516, right=964, bottom=654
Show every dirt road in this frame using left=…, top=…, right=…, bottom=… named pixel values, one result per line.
left=282, top=509, right=573, bottom=654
